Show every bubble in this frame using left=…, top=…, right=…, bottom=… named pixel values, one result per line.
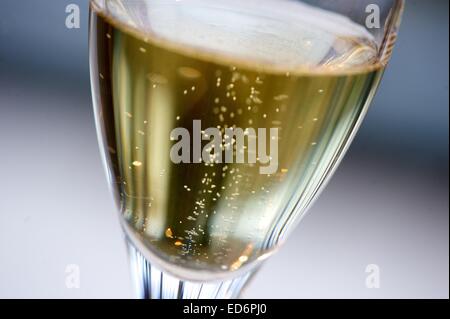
left=274, top=94, right=289, bottom=101
left=165, top=228, right=174, bottom=238
left=239, top=255, right=249, bottom=263
left=146, top=73, right=168, bottom=85
left=132, top=161, right=142, bottom=167
left=253, top=97, right=263, bottom=104
left=178, top=66, right=202, bottom=79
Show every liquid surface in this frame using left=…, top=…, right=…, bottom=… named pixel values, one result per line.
left=90, top=0, right=383, bottom=279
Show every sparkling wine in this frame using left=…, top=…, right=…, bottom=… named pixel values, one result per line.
left=90, top=0, right=384, bottom=280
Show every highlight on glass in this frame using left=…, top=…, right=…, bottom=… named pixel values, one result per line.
left=89, top=0, right=404, bottom=299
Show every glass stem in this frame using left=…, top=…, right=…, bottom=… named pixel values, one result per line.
left=126, top=241, right=254, bottom=299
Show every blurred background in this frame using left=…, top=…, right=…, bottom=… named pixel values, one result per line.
left=0, top=0, right=448, bottom=298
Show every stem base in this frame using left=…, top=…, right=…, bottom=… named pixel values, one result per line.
left=126, top=241, right=253, bottom=299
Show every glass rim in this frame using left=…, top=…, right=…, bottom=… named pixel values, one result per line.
left=90, top=0, right=405, bottom=76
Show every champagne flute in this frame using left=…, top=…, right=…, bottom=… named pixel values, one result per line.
left=89, top=0, right=403, bottom=299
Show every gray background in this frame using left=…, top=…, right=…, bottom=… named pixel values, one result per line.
left=0, top=0, right=448, bottom=298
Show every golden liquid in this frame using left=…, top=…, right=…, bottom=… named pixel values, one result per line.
left=90, top=0, right=384, bottom=277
